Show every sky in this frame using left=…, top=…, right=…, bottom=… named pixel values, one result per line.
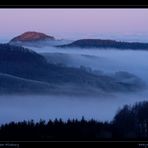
left=1, top=9, right=148, bottom=42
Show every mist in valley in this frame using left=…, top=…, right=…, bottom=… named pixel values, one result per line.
left=0, top=91, right=148, bottom=124
left=1, top=45, right=148, bottom=124
left=39, top=47, right=148, bottom=82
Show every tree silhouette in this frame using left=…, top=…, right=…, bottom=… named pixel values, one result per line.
left=0, top=101, right=148, bottom=140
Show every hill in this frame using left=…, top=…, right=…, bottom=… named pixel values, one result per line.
left=9, top=31, right=56, bottom=47
left=10, top=31, right=55, bottom=42
left=57, top=39, right=148, bottom=50
left=0, top=44, right=145, bottom=94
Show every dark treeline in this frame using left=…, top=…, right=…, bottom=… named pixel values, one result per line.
left=0, top=118, right=111, bottom=141
left=1, top=101, right=148, bottom=141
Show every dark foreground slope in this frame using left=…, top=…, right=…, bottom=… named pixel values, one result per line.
left=57, top=39, right=148, bottom=50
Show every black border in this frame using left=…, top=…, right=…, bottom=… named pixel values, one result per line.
left=0, top=141, right=143, bottom=148
left=0, top=5, right=148, bottom=8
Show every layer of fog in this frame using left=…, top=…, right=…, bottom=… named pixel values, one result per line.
left=35, top=47, right=148, bottom=83
left=0, top=91, right=148, bottom=124
left=1, top=46, right=148, bottom=124
left=21, top=39, right=73, bottom=48
left=22, top=47, right=148, bottom=121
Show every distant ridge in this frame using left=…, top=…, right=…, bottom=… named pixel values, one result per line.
left=57, top=39, right=148, bottom=50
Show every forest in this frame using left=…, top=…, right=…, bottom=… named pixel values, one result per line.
left=0, top=101, right=148, bottom=141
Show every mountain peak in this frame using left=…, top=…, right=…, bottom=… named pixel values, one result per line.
left=10, top=31, right=55, bottom=42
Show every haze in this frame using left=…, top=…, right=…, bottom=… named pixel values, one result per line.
left=1, top=9, right=148, bottom=42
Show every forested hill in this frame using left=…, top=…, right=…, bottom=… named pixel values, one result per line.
left=57, top=39, right=148, bottom=49
left=0, top=44, right=145, bottom=94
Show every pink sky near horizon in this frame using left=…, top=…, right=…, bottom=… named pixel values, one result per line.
left=0, top=9, right=148, bottom=40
